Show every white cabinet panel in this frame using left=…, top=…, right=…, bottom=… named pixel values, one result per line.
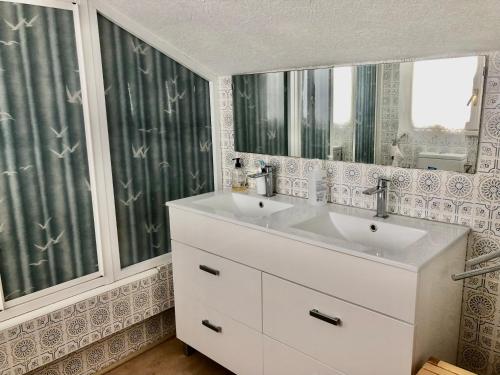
left=172, top=241, right=262, bottom=330
left=170, top=207, right=418, bottom=323
left=263, top=274, right=414, bottom=375
left=264, top=336, right=344, bottom=375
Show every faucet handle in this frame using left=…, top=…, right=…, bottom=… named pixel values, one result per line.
left=263, top=165, right=273, bottom=174
left=377, top=176, right=390, bottom=188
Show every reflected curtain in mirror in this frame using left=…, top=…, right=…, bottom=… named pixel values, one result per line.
left=0, top=3, right=98, bottom=301
left=299, top=69, right=331, bottom=159
left=354, top=65, right=377, bottom=163
left=98, top=15, right=214, bottom=268
left=233, top=72, right=288, bottom=156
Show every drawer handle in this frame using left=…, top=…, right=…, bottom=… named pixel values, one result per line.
left=309, top=309, right=342, bottom=327
left=202, top=319, right=222, bottom=333
left=199, top=264, right=220, bottom=276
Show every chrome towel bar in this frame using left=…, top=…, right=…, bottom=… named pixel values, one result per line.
left=452, top=250, right=500, bottom=281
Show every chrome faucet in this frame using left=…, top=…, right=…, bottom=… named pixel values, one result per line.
left=248, top=165, right=275, bottom=197
left=362, top=177, right=390, bottom=218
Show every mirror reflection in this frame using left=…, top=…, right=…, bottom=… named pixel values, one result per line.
left=232, top=55, right=486, bottom=173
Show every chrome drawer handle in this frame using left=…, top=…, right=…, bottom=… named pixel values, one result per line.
left=202, top=319, right=222, bottom=333
left=199, top=265, right=220, bottom=276
left=309, top=309, right=342, bottom=326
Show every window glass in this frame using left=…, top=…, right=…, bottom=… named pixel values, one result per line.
left=412, top=56, right=478, bottom=130
left=0, top=2, right=98, bottom=301
left=98, top=15, right=214, bottom=268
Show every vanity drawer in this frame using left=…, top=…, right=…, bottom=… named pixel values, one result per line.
left=264, top=335, right=344, bottom=375
left=263, top=274, right=414, bottom=375
left=172, top=241, right=262, bottom=331
left=175, top=294, right=263, bottom=375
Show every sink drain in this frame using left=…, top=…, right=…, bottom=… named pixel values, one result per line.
left=259, top=201, right=264, bottom=208
left=370, top=224, right=378, bottom=232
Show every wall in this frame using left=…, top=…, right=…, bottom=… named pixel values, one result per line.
left=0, top=264, right=174, bottom=375
left=218, top=51, right=500, bottom=375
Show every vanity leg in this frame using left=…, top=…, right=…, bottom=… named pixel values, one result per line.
left=183, top=342, right=195, bottom=356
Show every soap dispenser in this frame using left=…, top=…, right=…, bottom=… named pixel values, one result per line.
left=232, top=158, right=247, bottom=192
left=308, top=163, right=327, bottom=205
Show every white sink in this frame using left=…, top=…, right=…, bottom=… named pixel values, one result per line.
left=292, top=211, right=427, bottom=252
left=194, top=193, right=293, bottom=218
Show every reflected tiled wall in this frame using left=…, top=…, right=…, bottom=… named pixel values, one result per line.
left=218, top=51, right=500, bottom=374
left=0, top=264, right=174, bottom=375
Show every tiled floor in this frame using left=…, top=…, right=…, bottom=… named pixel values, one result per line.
left=105, top=338, right=234, bottom=375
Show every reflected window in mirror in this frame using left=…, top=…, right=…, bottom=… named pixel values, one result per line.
left=331, top=67, right=355, bottom=162
left=389, top=56, right=486, bottom=172
left=298, top=69, right=331, bottom=159
left=232, top=72, right=288, bottom=156
left=411, top=56, right=480, bottom=130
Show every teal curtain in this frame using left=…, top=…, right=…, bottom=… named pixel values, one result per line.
left=300, top=69, right=331, bottom=159
left=355, top=65, right=377, bottom=163
left=98, top=15, right=214, bottom=268
left=0, top=3, right=97, bottom=301
left=233, top=72, right=288, bottom=156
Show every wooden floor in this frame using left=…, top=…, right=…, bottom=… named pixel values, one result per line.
left=106, top=338, right=234, bottom=375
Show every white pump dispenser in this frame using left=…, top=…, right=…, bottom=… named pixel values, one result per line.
left=308, top=164, right=327, bottom=206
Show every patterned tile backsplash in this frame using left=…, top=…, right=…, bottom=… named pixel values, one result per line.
left=31, top=309, right=175, bottom=375
left=0, top=264, right=174, bottom=375
left=218, top=51, right=500, bottom=375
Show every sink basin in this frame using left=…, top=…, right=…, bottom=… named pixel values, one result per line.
left=292, top=211, right=427, bottom=252
left=194, top=193, right=293, bottom=218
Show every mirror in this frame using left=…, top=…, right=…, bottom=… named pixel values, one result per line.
left=232, top=55, right=486, bottom=173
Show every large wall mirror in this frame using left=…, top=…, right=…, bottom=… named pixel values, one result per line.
left=232, top=55, right=486, bottom=173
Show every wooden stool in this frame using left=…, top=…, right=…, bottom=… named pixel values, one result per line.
left=417, top=357, right=477, bottom=375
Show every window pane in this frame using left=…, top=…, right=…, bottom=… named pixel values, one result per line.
left=98, top=15, right=214, bottom=268
left=0, top=2, right=98, bottom=301
left=412, top=56, right=478, bottom=129
left=333, top=67, right=353, bottom=125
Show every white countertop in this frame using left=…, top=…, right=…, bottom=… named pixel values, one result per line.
left=166, top=191, right=470, bottom=272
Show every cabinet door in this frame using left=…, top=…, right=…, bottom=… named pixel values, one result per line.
left=172, top=241, right=262, bottom=330
left=175, top=294, right=263, bottom=375
left=264, top=336, right=344, bottom=375
left=263, top=274, right=414, bottom=375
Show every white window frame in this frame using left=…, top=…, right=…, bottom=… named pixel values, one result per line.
left=86, top=0, right=220, bottom=280
left=0, top=0, right=220, bottom=325
left=0, top=0, right=115, bottom=323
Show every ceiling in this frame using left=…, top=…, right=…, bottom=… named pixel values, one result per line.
left=105, top=0, right=500, bottom=76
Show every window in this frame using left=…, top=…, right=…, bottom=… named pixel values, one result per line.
left=411, top=56, right=479, bottom=130
left=0, top=0, right=105, bottom=317
left=0, top=0, right=216, bottom=321
left=97, top=15, right=214, bottom=272
left=332, top=67, right=354, bottom=126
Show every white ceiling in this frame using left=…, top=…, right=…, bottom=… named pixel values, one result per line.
left=105, top=0, right=500, bottom=76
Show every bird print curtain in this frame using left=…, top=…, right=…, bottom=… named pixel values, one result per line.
left=97, top=15, right=214, bottom=268
left=355, top=65, right=377, bottom=163
left=0, top=2, right=98, bottom=302
left=232, top=72, right=288, bottom=156
left=299, top=69, right=331, bottom=159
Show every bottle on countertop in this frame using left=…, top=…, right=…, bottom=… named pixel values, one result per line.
left=308, top=163, right=327, bottom=206
left=232, top=158, right=247, bottom=192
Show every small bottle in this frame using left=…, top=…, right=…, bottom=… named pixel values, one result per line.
left=232, top=158, right=247, bottom=192
left=308, top=164, right=327, bottom=206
